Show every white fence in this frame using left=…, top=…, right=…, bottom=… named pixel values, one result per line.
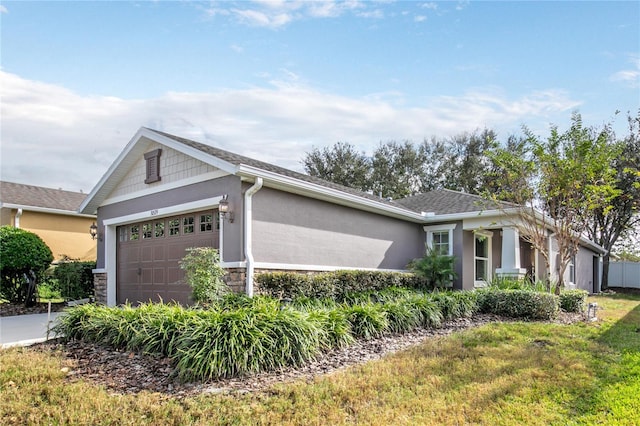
left=608, top=262, right=640, bottom=289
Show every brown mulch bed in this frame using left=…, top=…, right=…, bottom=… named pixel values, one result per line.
left=29, top=311, right=584, bottom=398
left=0, top=302, right=67, bottom=317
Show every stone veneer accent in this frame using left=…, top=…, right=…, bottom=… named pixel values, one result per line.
left=93, top=272, right=107, bottom=304
left=223, top=268, right=247, bottom=293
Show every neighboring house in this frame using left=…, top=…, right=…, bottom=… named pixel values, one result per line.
left=0, top=181, right=97, bottom=262
left=79, top=128, right=605, bottom=306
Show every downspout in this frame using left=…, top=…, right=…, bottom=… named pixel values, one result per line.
left=15, top=208, right=23, bottom=228
left=244, top=177, right=263, bottom=297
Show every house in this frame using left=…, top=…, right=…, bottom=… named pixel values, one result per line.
left=0, top=181, right=97, bottom=262
left=79, top=128, right=605, bottom=306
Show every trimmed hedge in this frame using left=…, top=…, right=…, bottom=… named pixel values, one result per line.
left=477, top=289, right=559, bottom=320
left=256, top=270, right=428, bottom=300
left=559, top=290, right=588, bottom=313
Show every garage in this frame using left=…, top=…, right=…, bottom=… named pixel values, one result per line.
left=116, top=210, right=219, bottom=305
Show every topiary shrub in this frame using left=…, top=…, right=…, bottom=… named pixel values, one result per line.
left=559, top=290, right=588, bottom=313
left=179, top=247, right=228, bottom=304
left=0, top=226, right=53, bottom=305
left=476, top=289, right=559, bottom=320
left=256, top=270, right=427, bottom=301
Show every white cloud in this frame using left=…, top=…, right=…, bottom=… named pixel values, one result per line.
left=610, top=55, right=640, bottom=88
left=0, top=5, right=7, bottom=14
left=421, top=2, right=438, bottom=10
left=414, top=15, right=427, bottom=22
left=0, top=71, right=580, bottom=192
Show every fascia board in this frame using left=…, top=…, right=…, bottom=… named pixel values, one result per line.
left=1, top=203, right=96, bottom=218
left=236, top=165, right=426, bottom=222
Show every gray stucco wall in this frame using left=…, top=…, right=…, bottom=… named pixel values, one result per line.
left=95, top=175, right=244, bottom=268
left=251, top=187, right=424, bottom=270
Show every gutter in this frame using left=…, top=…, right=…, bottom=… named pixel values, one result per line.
left=244, top=177, right=263, bottom=297
left=15, top=208, right=23, bottom=228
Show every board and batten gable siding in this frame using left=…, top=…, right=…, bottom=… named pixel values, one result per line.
left=95, top=176, right=244, bottom=269
left=250, top=187, right=424, bottom=270
left=108, top=142, right=219, bottom=199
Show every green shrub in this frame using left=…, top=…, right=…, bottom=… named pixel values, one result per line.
left=477, top=289, right=559, bottom=320
left=51, top=259, right=96, bottom=300
left=408, top=247, right=457, bottom=289
left=559, top=290, right=588, bottom=313
left=256, top=270, right=427, bottom=301
left=36, top=280, right=63, bottom=301
left=179, top=247, right=228, bottom=304
left=0, top=226, right=53, bottom=305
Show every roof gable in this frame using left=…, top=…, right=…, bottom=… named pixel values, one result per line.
left=80, top=128, right=421, bottom=220
left=0, top=181, right=87, bottom=212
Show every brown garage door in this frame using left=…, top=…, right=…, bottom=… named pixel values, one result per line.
left=116, top=210, right=219, bottom=305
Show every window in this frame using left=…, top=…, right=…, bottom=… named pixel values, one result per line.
left=183, top=216, right=195, bottom=234
left=432, top=231, right=450, bottom=255
left=130, top=225, right=139, bottom=241
left=474, top=231, right=492, bottom=287
left=142, top=223, right=153, bottom=239
left=144, top=149, right=162, bottom=184
left=200, top=214, right=213, bottom=232
left=168, top=219, right=180, bottom=236
left=119, top=227, right=128, bottom=242
left=423, top=224, right=457, bottom=256
left=154, top=221, right=165, bottom=238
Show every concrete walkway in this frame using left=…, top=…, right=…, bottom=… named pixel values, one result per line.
left=0, top=312, right=65, bottom=348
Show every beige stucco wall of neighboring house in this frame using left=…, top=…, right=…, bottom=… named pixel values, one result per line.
left=13, top=210, right=97, bottom=261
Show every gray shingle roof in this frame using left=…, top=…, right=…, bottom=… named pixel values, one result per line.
left=394, top=189, right=502, bottom=215
left=0, top=181, right=88, bottom=212
left=148, top=128, right=410, bottom=210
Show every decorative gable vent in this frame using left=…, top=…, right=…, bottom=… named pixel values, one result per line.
left=144, top=149, right=162, bottom=184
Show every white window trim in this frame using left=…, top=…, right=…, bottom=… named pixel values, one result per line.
left=474, top=230, right=493, bottom=288
left=423, top=223, right=457, bottom=256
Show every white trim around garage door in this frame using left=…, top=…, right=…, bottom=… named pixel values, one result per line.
left=102, top=196, right=224, bottom=306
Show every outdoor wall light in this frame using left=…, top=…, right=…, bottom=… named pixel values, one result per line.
left=89, top=222, right=103, bottom=242
left=89, top=222, right=98, bottom=240
left=218, top=195, right=234, bottom=223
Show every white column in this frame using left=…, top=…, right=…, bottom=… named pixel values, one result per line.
left=496, top=227, right=527, bottom=279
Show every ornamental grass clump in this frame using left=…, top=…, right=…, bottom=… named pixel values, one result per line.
left=174, top=305, right=326, bottom=380
left=342, top=303, right=389, bottom=340
left=381, top=300, right=423, bottom=333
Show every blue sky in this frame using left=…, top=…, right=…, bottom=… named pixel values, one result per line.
left=1, top=1, right=638, bottom=193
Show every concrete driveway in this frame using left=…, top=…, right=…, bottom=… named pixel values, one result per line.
left=0, top=312, right=65, bottom=348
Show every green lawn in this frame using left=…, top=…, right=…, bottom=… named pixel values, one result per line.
left=1, top=294, right=638, bottom=425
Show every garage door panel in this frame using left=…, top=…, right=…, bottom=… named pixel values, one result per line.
left=116, top=210, right=218, bottom=305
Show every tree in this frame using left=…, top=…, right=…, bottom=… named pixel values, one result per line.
left=586, top=111, right=640, bottom=289
left=423, top=129, right=499, bottom=194
left=487, top=113, right=620, bottom=292
left=302, top=128, right=500, bottom=199
left=0, top=226, right=54, bottom=305
left=370, top=140, right=428, bottom=199
left=302, top=142, right=370, bottom=191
